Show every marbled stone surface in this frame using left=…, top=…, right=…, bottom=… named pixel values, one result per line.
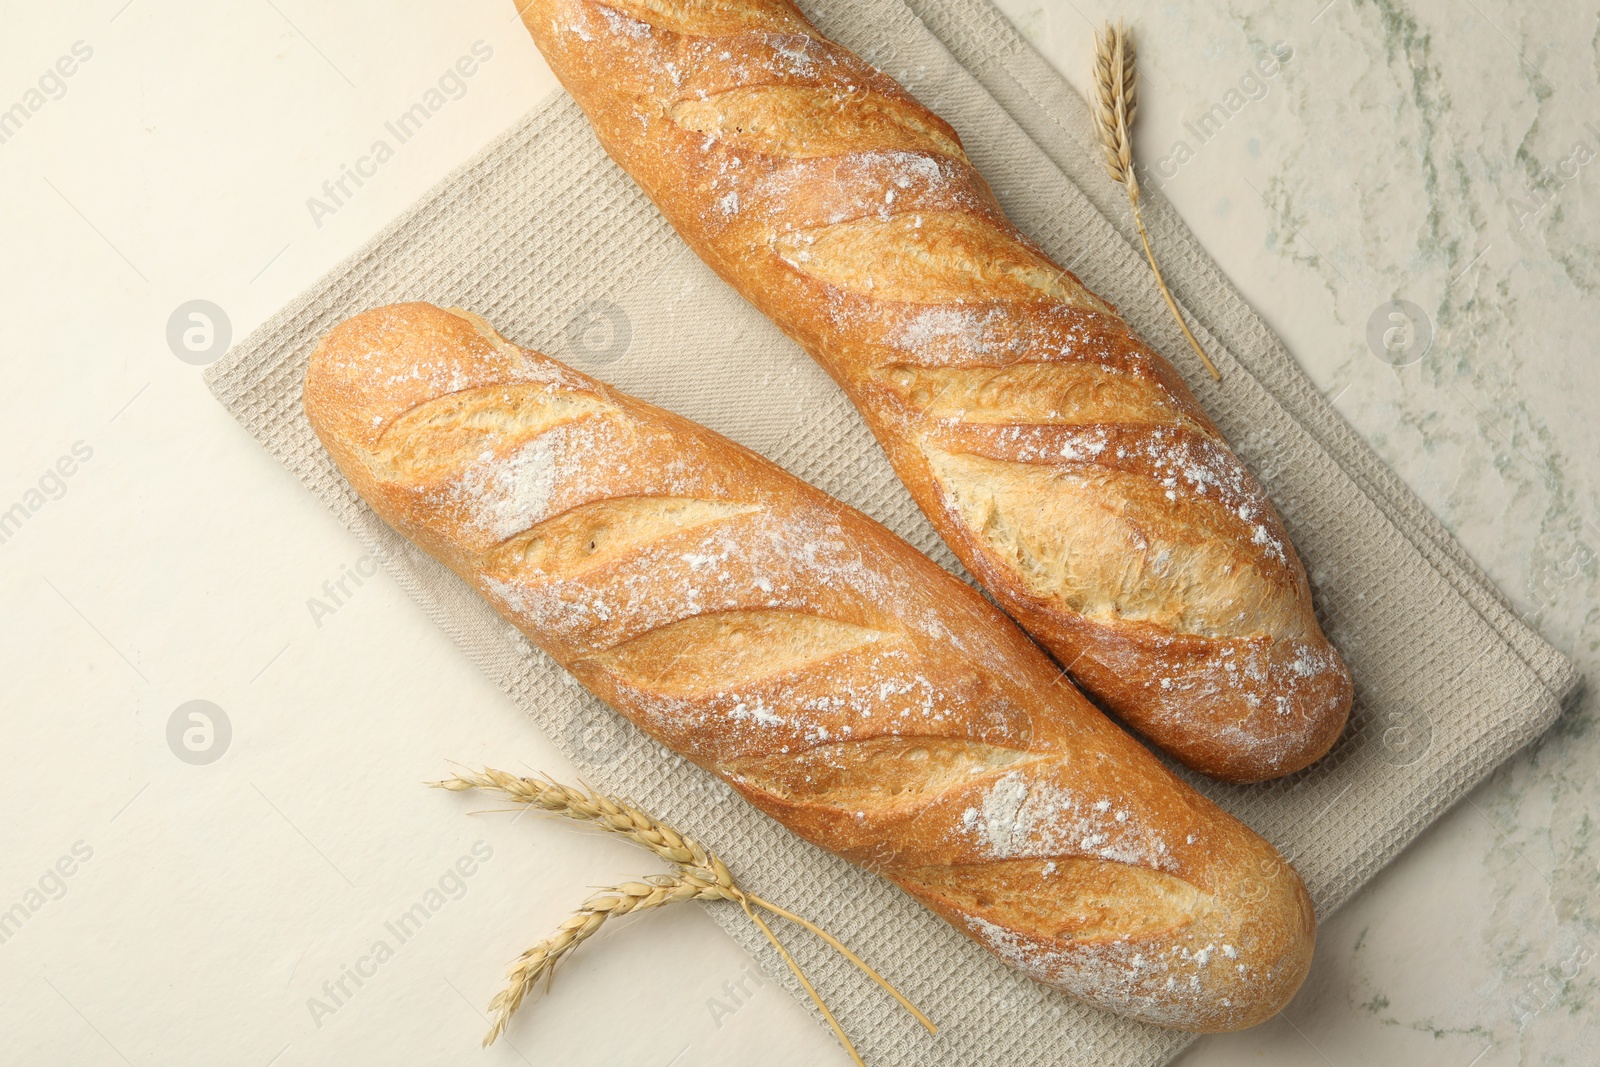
left=992, top=1, right=1599, bottom=1063
left=0, top=2, right=1591, bottom=1065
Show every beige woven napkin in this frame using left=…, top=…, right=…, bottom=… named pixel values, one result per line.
left=206, top=1, right=1579, bottom=1063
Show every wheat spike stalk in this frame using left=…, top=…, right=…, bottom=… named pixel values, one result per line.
left=433, top=768, right=936, bottom=1060
left=1092, top=21, right=1222, bottom=381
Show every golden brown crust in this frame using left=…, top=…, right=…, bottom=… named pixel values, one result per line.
left=304, top=302, right=1314, bottom=1031
left=518, top=0, right=1353, bottom=783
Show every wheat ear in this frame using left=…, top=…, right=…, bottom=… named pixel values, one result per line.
left=1092, top=21, right=1222, bottom=381
left=433, top=769, right=936, bottom=1059
left=436, top=767, right=731, bottom=873
left=483, top=873, right=727, bottom=1045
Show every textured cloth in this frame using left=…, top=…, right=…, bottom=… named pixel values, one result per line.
left=205, top=1, right=1578, bottom=1063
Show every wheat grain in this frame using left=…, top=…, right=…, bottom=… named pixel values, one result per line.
left=1092, top=21, right=1222, bottom=381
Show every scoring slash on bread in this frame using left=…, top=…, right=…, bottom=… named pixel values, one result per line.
left=515, top=0, right=1354, bottom=784
left=303, top=302, right=1314, bottom=1031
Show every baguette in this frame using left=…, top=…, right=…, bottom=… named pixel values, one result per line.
left=303, top=302, right=1314, bottom=1031
left=515, top=0, right=1353, bottom=783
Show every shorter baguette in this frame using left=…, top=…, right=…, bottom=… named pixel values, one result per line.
left=304, top=302, right=1314, bottom=1032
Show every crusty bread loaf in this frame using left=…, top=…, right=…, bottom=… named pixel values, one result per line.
left=304, top=302, right=1313, bottom=1031
left=516, top=0, right=1353, bottom=783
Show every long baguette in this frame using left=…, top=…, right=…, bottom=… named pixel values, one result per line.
left=515, top=0, right=1353, bottom=783
left=303, top=302, right=1313, bottom=1031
